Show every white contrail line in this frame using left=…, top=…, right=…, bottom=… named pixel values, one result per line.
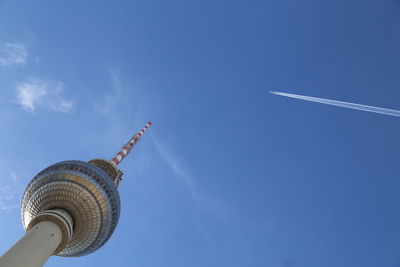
left=269, top=91, right=400, bottom=117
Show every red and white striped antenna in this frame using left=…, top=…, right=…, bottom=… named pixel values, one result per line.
left=111, top=122, right=152, bottom=165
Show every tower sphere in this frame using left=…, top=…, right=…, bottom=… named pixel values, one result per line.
left=21, top=160, right=121, bottom=257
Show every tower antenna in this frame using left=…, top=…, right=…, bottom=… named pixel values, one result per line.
left=111, top=121, right=152, bottom=165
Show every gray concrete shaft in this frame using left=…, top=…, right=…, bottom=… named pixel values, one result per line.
left=0, top=221, right=62, bottom=267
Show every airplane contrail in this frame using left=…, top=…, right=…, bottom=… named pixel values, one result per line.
left=269, top=91, right=400, bottom=117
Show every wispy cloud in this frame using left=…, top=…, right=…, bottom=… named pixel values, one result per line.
left=151, top=134, right=253, bottom=263
left=0, top=171, right=24, bottom=212
left=0, top=43, right=28, bottom=66
left=151, top=135, right=223, bottom=242
left=0, top=185, right=18, bottom=211
left=93, top=68, right=122, bottom=115
left=16, top=78, right=75, bottom=113
left=151, top=135, right=197, bottom=199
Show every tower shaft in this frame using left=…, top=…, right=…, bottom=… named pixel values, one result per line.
left=0, top=221, right=62, bottom=267
left=0, top=209, right=73, bottom=267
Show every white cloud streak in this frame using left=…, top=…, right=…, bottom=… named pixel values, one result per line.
left=270, top=91, right=400, bottom=117
left=0, top=43, right=28, bottom=66
left=151, top=135, right=231, bottom=246
left=16, top=78, right=75, bottom=113
left=151, top=135, right=197, bottom=199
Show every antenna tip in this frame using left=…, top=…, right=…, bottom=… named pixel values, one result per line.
left=148, top=121, right=152, bottom=126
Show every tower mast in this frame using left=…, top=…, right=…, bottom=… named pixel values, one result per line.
left=111, top=121, right=152, bottom=165
left=89, top=121, right=152, bottom=187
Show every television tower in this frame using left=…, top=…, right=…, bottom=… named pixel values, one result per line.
left=0, top=122, right=152, bottom=267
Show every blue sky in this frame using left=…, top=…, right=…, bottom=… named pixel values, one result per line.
left=1, top=0, right=400, bottom=267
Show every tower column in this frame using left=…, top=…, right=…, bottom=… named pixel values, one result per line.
left=0, top=209, right=73, bottom=267
left=0, top=221, right=62, bottom=267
